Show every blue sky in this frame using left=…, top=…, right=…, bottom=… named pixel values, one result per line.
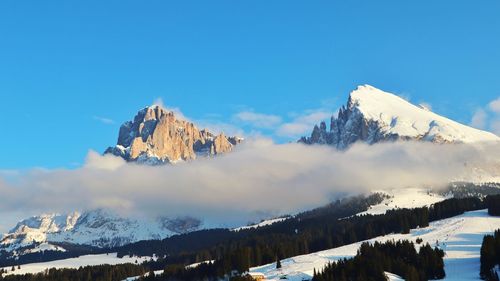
left=0, top=0, right=499, bottom=169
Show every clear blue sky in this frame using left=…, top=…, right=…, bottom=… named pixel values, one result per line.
left=0, top=0, right=499, bottom=169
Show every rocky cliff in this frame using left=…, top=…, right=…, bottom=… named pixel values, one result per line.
left=300, top=85, right=499, bottom=148
left=105, top=105, right=241, bottom=164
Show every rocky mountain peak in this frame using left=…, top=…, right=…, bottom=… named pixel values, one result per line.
left=105, top=104, right=242, bottom=164
left=300, top=85, right=499, bottom=148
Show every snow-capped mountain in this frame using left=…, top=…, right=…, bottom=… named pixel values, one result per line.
left=0, top=209, right=202, bottom=253
left=300, top=85, right=500, bottom=148
left=105, top=105, right=242, bottom=164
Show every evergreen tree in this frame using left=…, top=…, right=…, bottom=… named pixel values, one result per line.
left=276, top=257, right=282, bottom=269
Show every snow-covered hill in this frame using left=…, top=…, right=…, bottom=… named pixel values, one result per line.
left=0, top=253, right=153, bottom=276
left=300, top=85, right=499, bottom=148
left=0, top=209, right=202, bottom=254
left=250, top=209, right=500, bottom=281
left=359, top=187, right=446, bottom=216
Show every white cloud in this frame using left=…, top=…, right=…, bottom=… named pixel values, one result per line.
left=84, top=150, right=126, bottom=171
left=489, top=97, right=500, bottom=114
left=470, top=108, right=487, bottom=129
left=151, top=97, right=191, bottom=122
left=152, top=97, right=165, bottom=108
left=3, top=140, right=497, bottom=231
left=418, top=102, right=432, bottom=111
left=197, top=120, right=245, bottom=137
left=276, top=110, right=331, bottom=138
left=491, top=120, right=500, bottom=136
left=234, top=111, right=282, bottom=129
left=397, top=93, right=411, bottom=102
left=470, top=96, right=500, bottom=136
left=149, top=98, right=243, bottom=136
left=276, top=123, right=312, bottom=137
left=93, top=116, right=115, bottom=125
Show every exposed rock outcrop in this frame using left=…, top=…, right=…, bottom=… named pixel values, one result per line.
left=105, top=105, right=242, bottom=164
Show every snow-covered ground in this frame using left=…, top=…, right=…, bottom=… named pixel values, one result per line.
left=386, top=272, right=404, bottom=281
left=21, top=242, right=67, bottom=254
left=360, top=188, right=446, bottom=216
left=123, top=270, right=163, bottom=281
left=234, top=217, right=289, bottom=231
left=349, top=85, right=500, bottom=143
left=185, top=260, right=215, bottom=269
left=1, top=253, right=153, bottom=276
left=250, top=209, right=500, bottom=281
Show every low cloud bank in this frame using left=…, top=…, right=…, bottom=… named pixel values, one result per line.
left=0, top=140, right=499, bottom=228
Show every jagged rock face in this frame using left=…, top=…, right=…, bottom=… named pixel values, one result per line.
left=105, top=105, right=242, bottom=164
left=300, top=85, right=499, bottom=149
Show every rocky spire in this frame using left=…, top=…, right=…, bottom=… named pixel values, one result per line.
left=105, top=105, right=242, bottom=164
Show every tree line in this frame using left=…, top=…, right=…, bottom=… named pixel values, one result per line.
left=480, top=195, right=500, bottom=281
left=313, top=240, right=445, bottom=281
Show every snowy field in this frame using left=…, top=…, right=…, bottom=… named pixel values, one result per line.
left=250, top=209, right=500, bottom=281
left=1, top=253, right=153, bottom=276
left=360, top=187, right=446, bottom=216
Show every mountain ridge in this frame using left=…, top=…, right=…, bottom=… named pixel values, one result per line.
left=300, top=85, right=499, bottom=148
left=0, top=209, right=204, bottom=254
left=105, top=105, right=242, bottom=164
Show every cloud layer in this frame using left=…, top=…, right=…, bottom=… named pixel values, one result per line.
left=1, top=140, right=499, bottom=230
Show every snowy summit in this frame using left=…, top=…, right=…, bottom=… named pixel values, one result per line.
left=300, top=85, right=500, bottom=148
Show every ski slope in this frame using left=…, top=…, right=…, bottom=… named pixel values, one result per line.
left=250, top=209, right=500, bottom=281
left=1, top=253, right=153, bottom=276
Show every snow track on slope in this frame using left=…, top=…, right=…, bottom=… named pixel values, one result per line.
left=250, top=209, right=500, bottom=281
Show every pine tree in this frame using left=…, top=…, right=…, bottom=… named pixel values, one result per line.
left=405, top=266, right=420, bottom=281
left=276, top=256, right=282, bottom=269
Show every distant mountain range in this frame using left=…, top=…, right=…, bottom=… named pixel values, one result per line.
left=0, top=209, right=202, bottom=255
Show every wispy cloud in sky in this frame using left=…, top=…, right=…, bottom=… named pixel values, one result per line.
left=470, top=96, right=500, bottom=136
left=234, top=111, right=282, bottom=129
left=149, top=98, right=331, bottom=139
left=489, top=97, right=500, bottom=114
left=471, top=109, right=487, bottom=129
left=93, top=116, right=115, bottom=125
left=276, top=110, right=332, bottom=138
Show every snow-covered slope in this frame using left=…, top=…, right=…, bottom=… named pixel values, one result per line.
left=0, top=253, right=153, bottom=276
left=250, top=209, right=500, bottom=281
left=359, top=187, right=447, bottom=216
left=233, top=217, right=290, bottom=231
left=0, top=209, right=202, bottom=253
left=300, top=85, right=499, bottom=148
